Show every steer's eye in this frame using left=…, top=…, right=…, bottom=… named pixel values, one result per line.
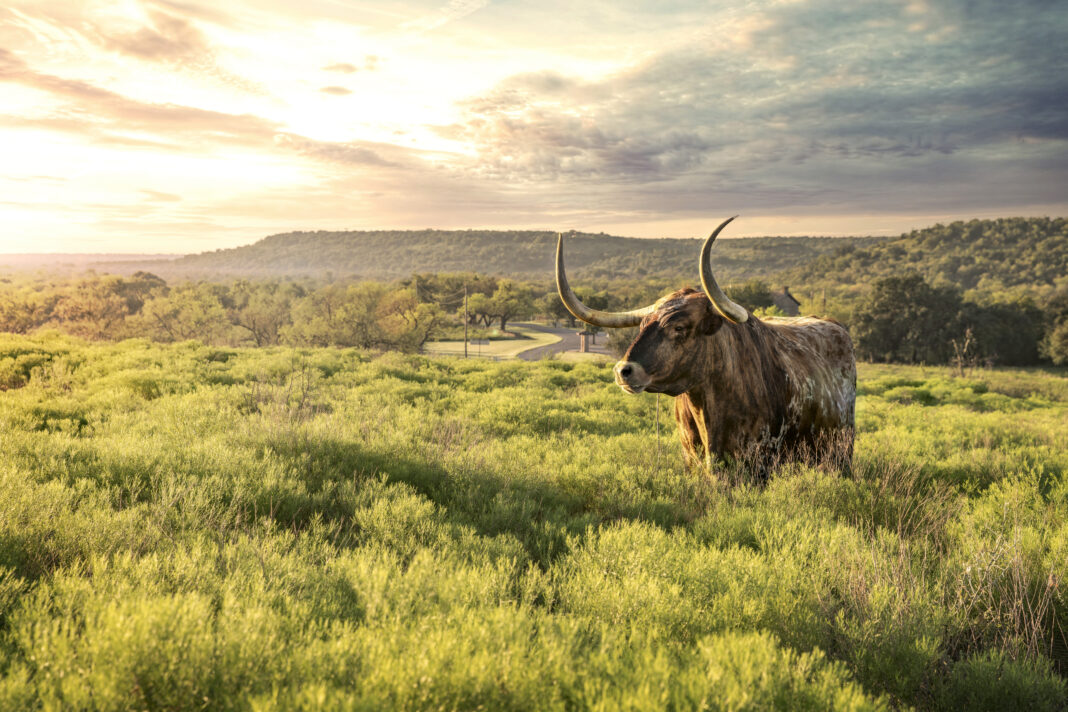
left=673, top=325, right=687, bottom=335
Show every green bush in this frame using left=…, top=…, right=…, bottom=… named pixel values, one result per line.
left=934, top=650, right=1066, bottom=712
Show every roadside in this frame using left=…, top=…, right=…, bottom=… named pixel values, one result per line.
left=422, top=322, right=615, bottom=361
left=514, top=323, right=613, bottom=361
left=422, top=323, right=561, bottom=360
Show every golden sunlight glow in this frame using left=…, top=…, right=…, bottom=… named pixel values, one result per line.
left=0, top=0, right=1063, bottom=253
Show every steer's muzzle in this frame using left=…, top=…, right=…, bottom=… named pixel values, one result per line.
left=614, top=361, right=651, bottom=394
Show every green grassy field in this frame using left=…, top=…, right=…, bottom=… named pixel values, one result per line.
left=0, top=333, right=1065, bottom=710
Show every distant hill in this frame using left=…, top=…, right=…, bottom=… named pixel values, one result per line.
left=0, top=254, right=176, bottom=273
left=7, top=218, right=1060, bottom=294
left=778, top=217, right=1067, bottom=291
left=100, top=229, right=884, bottom=284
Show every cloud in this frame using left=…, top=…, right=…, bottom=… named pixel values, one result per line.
left=323, top=56, right=379, bottom=73
left=140, top=189, right=182, bottom=202
left=0, top=48, right=405, bottom=172
left=143, top=0, right=237, bottom=28
left=433, top=0, right=1068, bottom=219
left=274, top=134, right=400, bottom=168
left=94, top=9, right=209, bottom=61
left=1, top=4, right=262, bottom=94
left=403, top=0, right=493, bottom=34
left=2, top=0, right=1065, bottom=248
left=323, top=62, right=359, bottom=73
left=0, top=47, right=276, bottom=142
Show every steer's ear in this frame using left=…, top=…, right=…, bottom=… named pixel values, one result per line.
left=701, top=302, right=724, bottom=335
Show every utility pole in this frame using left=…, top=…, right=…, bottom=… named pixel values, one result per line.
left=463, top=284, right=468, bottom=358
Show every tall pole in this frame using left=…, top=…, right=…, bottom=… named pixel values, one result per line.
left=463, top=285, right=468, bottom=358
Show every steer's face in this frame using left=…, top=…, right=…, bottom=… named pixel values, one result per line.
left=613, top=289, right=723, bottom=396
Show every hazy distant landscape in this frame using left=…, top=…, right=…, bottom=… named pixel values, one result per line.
left=3, top=229, right=883, bottom=283
left=0, top=254, right=178, bottom=272
left=2, top=217, right=1066, bottom=368
left=8, top=217, right=1062, bottom=290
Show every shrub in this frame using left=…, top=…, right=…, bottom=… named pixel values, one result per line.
left=934, top=650, right=1066, bottom=712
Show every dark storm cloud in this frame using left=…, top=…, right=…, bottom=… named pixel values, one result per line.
left=442, top=0, right=1068, bottom=215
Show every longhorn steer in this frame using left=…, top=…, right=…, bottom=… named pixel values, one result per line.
left=556, top=217, right=856, bottom=475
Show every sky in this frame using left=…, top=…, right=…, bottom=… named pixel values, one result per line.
left=1, top=0, right=1066, bottom=254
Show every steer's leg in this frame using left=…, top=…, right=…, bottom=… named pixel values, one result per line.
left=674, top=398, right=706, bottom=469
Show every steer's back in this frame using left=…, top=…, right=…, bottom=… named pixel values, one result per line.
left=759, top=316, right=857, bottom=431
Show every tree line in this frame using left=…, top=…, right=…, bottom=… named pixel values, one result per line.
left=852, top=274, right=1067, bottom=366
left=93, top=229, right=878, bottom=284
left=0, top=271, right=601, bottom=352
left=0, top=268, right=1065, bottom=366
left=780, top=217, right=1067, bottom=293
left=0, top=274, right=442, bottom=352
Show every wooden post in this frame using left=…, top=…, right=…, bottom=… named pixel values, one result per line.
left=463, top=285, right=468, bottom=358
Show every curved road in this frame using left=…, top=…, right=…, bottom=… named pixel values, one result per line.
left=514, top=322, right=615, bottom=361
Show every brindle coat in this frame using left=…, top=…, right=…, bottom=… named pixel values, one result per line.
left=615, top=288, right=856, bottom=473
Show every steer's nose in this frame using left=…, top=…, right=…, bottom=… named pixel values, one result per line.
left=613, top=360, right=650, bottom=393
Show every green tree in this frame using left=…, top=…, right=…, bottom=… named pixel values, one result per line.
left=1041, top=287, right=1068, bottom=364
left=0, top=284, right=57, bottom=334
left=489, top=280, right=536, bottom=332
left=465, top=292, right=496, bottom=328
left=376, top=289, right=446, bottom=351
left=51, top=276, right=138, bottom=340
left=573, top=289, right=610, bottom=334
left=137, top=283, right=229, bottom=343
left=960, top=297, right=1044, bottom=366
left=853, top=274, right=964, bottom=363
left=283, top=284, right=443, bottom=352
left=726, top=280, right=775, bottom=312
left=283, top=284, right=382, bottom=348
left=404, top=273, right=496, bottom=312
left=1042, top=322, right=1068, bottom=365
left=118, top=272, right=167, bottom=313
left=535, top=293, right=570, bottom=327
left=226, top=280, right=302, bottom=347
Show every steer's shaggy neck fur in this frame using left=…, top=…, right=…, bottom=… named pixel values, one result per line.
left=625, top=288, right=856, bottom=474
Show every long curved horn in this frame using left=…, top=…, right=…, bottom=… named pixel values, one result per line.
left=700, top=216, right=749, bottom=323
left=556, top=232, right=657, bottom=328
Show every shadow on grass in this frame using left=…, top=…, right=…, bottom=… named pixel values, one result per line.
left=258, top=432, right=694, bottom=569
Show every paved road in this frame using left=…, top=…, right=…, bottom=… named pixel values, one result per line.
left=514, top=322, right=614, bottom=361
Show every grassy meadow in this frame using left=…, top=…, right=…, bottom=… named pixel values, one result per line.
left=0, top=333, right=1066, bottom=710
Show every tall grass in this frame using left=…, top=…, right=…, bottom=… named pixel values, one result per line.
left=0, top=334, right=1064, bottom=710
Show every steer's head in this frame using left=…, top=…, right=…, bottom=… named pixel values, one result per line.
left=613, top=288, right=724, bottom=395
left=556, top=217, right=751, bottom=397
